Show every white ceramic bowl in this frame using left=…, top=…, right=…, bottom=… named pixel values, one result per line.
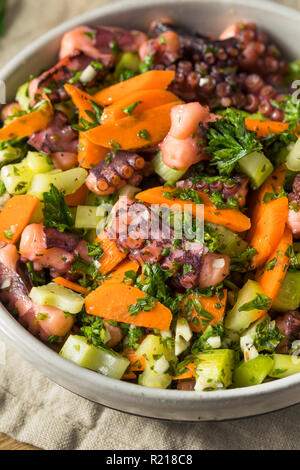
left=1, top=0, right=300, bottom=422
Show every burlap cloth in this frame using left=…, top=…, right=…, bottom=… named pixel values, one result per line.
left=1, top=0, right=300, bottom=450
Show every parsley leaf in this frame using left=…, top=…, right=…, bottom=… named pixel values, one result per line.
left=122, top=101, right=142, bottom=116
left=239, top=293, right=271, bottom=312
left=162, top=187, right=203, bottom=204
left=253, top=320, right=284, bottom=353
left=206, top=109, right=263, bottom=175
left=43, top=184, right=73, bottom=232
left=128, top=294, right=157, bottom=317
left=271, top=94, right=300, bottom=125
left=87, top=241, right=103, bottom=261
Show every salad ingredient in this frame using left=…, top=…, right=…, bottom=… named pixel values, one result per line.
left=60, top=335, right=130, bottom=380
left=85, top=101, right=181, bottom=149
left=29, top=167, right=88, bottom=199
left=272, top=271, right=300, bottom=312
left=53, top=277, right=89, bottom=295
left=233, top=355, right=274, bottom=387
left=136, top=186, right=251, bottom=232
left=270, top=354, right=300, bottom=378
left=101, top=89, right=178, bottom=123
left=103, top=259, right=139, bottom=285
left=285, top=137, right=300, bottom=172
left=275, top=310, right=300, bottom=353
left=194, top=349, right=235, bottom=391
left=152, top=151, right=187, bottom=185
left=0, top=100, right=53, bottom=141
left=256, top=227, right=292, bottom=304
left=94, top=70, right=175, bottom=105
left=16, top=81, right=31, bottom=111
left=225, top=279, right=270, bottom=333
left=236, top=150, right=273, bottom=189
left=29, top=282, right=84, bottom=314
left=248, top=196, right=289, bottom=268
left=114, top=52, right=141, bottom=80
left=96, top=231, right=128, bottom=274
left=78, top=133, right=108, bottom=169
left=75, top=206, right=101, bottom=229
left=0, top=143, right=25, bottom=168
left=65, top=184, right=88, bottom=207
left=175, top=317, right=193, bottom=355
left=35, top=305, right=74, bottom=340
left=182, top=292, right=227, bottom=333
left=206, top=223, right=248, bottom=257
left=85, top=283, right=172, bottom=330
left=245, top=119, right=289, bottom=138
left=0, top=194, right=39, bottom=244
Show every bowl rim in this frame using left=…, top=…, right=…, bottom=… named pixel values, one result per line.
left=1, top=0, right=300, bottom=413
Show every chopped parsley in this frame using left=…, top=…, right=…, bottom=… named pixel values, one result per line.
left=162, top=187, right=203, bottom=204
left=138, top=129, right=151, bottom=141
left=87, top=241, right=104, bottom=261
left=122, top=101, right=142, bottom=116
left=0, top=181, right=6, bottom=196
left=239, top=293, right=271, bottom=312
left=128, top=293, right=157, bottom=317
left=253, top=320, right=284, bottom=353
left=43, top=184, right=73, bottom=232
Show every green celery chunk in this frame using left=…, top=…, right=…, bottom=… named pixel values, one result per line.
left=194, top=349, right=235, bottom=391
left=152, top=151, right=187, bottom=185
left=206, top=222, right=248, bottom=257
left=60, top=335, right=130, bottom=380
left=233, top=355, right=274, bottom=387
left=272, top=271, right=300, bottom=312
left=237, top=151, right=274, bottom=189
left=29, top=283, right=84, bottom=314
left=270, top=354, right=300, bottom=378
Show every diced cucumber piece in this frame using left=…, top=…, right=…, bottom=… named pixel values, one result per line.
left=136, top=334, right=176, bottom=366
left=0, top=145, right=24, bottom=168
left=225, top=280, right=267, bottom=333
left=60, top=335, right=130, bottom=379
left=0, top=152, right=54, bottom=195
left=206, top=223, right=248, bottom=257
left=29, top=283, right=84, bottom=314
left=26, top=152, right=54, bottom=174
left=272, top=271, right=300, bottom=312
left=237, top=151, right=274, bottom=189
left=270, top=354, right=300, bottom=378
left=194, top=349, right=235, bottom=391
left=138, top=365, right=172, bottom=389
left=75, top=206, right=100, bottom=229
left=29, top=168, right=88, bottom=199
left=152, top=151, right=187, bottom=185
left=286, top=138, right=300, bottom=171
left=16, top=81, right=31, bottom=111
left=115, top=52, right=141, bottom=79
left=233, top=355, right=274, bottom=387
left=118, top=184, right=141, bottom=199
left=30, top=201, right=44, bottom=224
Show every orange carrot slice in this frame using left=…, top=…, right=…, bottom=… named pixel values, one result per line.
left=85, top=101, right=181, bottom=150
left=94, top=70, right=175, bottom=106
left=64, top=84, right=98, bottom=119
left=78, top=132, right=108, bottom=169
left=0, top=195, right=39, bottom=244
left=101, top=89, right=179, bottom=124
left=245, top=119, right=289, bottom=138
left=65, top=184, right=88, bottom=206
left=123, top=346, right=146, bottom=372
left=0, top=100, right=53, bottom=141
left=255, top=227, right=292, bottom=313
left=96, top=231, right=128, bottom=275
left=173, top=363, right=195, bottom=380
left=85, top=283, right=172, bottom=330
left=136, top=186, right=251, bottom=233
left=123, top=372, right=137, bottom=380
left=104, top=259, right=140, bottom=285
left=249, top=196, right=289, bottom=269
left=182, top=291, right=227, bottom=333
left=53, top=277, right=89, bottom=295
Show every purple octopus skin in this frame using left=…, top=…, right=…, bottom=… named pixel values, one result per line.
left=105, top=198, right=230, bottom=290
left=29, top=51, right=113, bottom=105
left=275, top=310, right=300, bottom=353
left=176, top=175, right=249, bottom=207
left=86, top=151, right=150, bottom=195
left=288, top=174, right=300, bottom=206
left=28, top=112, right=78, bottom=155
left=43, top=227, right=80, bottom=253
left=148, top=19, right=288, bottom=119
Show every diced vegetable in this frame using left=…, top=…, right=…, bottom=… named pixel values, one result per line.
left=29, top=283, right=84, bottom=314
left=85, top=283, right=172, bottom=330
left=0, top=194, right=39, bottom=244
left=272, top=271, right=300, bottom=312
left=104, top=259, right=139, bottom=285
left=175, top=317, right=192, bottom=356
left=245, top=119, right=289, bottom=138
left=118, top=184, right=141, bottom=199
left=60, top=335, right=130, bottom=380
left=0, top=144, right=24, bottom=168
left=225, top=280, right=268, bottom=333
left=237, top=151, right=273, bottom=189
left=114, top=52, right=141, bottom=80
left=136, top=186, right=251, bottom=233
left=139, top=366, right=172, bottom=389
left=233, top=355, right=274, bottom=387
left=16, top=81, right=30, bottom=111
left=152, top=151, right=187, bottom=185
left=182, top=291, right=227, bottom=333
left=96, top=231, right=128, bottom=274
left=26, top=152, right=54, bottom=174
left=206, top=223, right=248, bottom=257
left=53, top=277, right=89, bottom=295
left=285, top=137, right=300, bottom=171
left=136, top=334, right=175, bottom=365
left=270, top=354, right=300, bottom=378
left=85, top=101, right=181, bottom=150
left=94, top=70, right=175, bottom=106
left=28, top=167, right=88, bottom=199
left=65, top=184, right=88, bottom=207
left=75, top=205, right=102, bottom=229
left=194, top=349, right=235, bottom=391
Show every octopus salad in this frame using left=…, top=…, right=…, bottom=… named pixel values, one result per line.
left=1, top=18, right=300, bottom=391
